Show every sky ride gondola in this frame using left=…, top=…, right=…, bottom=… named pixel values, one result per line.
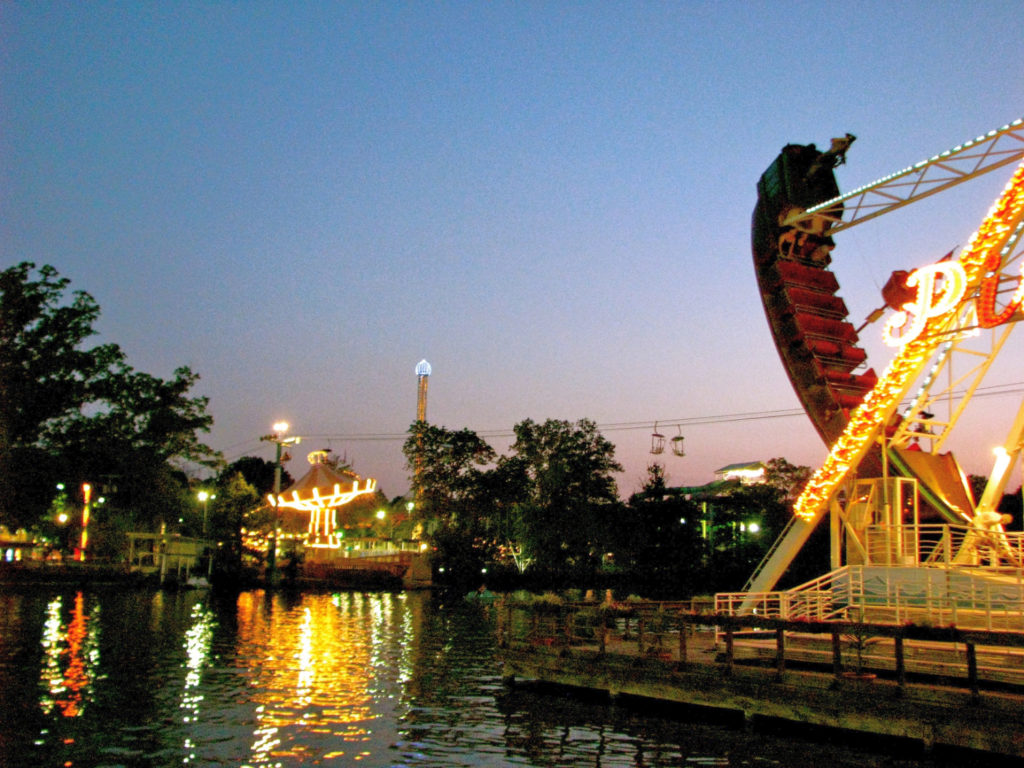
left=650, top=422, right=686, bottom=457
left=650, top=422, right=665, bottom=455
left=670, top=426, right=686, bottom=457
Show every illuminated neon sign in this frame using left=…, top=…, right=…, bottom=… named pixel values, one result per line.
left=882, top=252, right=1024, bottom=347
left=977, top=248, right=1024, bottom=328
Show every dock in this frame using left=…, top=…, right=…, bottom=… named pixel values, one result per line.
left=496, top=598, right=1024, bottom=760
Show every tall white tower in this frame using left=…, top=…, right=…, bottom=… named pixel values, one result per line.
left=415, top=359, right=431, bottom=423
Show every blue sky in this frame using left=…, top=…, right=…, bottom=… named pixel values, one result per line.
left=3, top=2, right=1023, bottom=498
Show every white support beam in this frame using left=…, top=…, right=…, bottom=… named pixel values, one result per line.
left=976, top=397, right=1024, bottom=516
left=783, top=118, right=1024, bottom=234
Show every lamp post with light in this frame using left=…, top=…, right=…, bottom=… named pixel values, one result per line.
left=260, top=421, right=300, bottom=583
left=376, top=508, right=395, bottom=545
left=197, top=490, right=215, bottom=537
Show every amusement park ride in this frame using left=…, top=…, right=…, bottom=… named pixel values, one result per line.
left=729, top=117, right=1024, bottom=623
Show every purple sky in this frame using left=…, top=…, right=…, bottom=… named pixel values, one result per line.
left=3, top=2, right=1023, bottom=499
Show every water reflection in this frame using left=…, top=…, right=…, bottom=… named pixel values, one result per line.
left=180, top=602, right=214, bottom=764
left=38, top=592, right=100, bottom=719
left=233, top=591, right=417, bottom=766
left=0, top=589, right=990, bottom=768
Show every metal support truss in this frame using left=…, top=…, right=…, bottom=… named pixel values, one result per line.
left=890, top=315, right=1016, bottom=454
left=783, top=118, right=1024, bottom=234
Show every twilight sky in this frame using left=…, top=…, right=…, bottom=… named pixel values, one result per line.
left=3, top=2, right=1023, bottom=499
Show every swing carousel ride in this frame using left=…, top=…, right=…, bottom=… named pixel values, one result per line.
left=726, top=116, right=1024, bottom=625
left=267, top=449, right=378, bottom=554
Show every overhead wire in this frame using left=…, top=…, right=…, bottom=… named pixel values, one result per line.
left=215, top=379, right=1024, bottom=459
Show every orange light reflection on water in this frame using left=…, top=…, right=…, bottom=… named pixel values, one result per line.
left=38, top=592, right=100, bottom=719
left=234, top=591, right=411, bottom=765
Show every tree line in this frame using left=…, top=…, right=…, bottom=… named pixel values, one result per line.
left=0, top=262, right=826, bottom=594
left=10, top=262, right=1019, bottom=597
left=401, top=419, right=816, bottom=596
left=1, top=262, right=389, bottom=573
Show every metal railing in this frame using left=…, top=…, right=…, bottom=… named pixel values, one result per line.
left=721, top=522, right=1024, bottom=629
left=863, top=523, right=1024, bottom=568
left=719, top=567, right=1024, bottom=631
left=718, top=566, right=859, bottom=623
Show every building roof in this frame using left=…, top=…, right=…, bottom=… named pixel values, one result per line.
left=714, top=461, right=765, bottom=474
left=281, top=461, right=361, bottom=497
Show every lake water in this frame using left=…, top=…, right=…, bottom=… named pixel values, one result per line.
left=0, top=587, right=994, bottom=767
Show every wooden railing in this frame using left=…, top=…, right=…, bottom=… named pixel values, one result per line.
left=496, top=595, right=1024, bottom=698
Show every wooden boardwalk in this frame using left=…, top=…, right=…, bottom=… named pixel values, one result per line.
left=497, top=602, right=1024, bottom=760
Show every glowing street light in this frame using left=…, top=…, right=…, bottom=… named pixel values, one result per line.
left=260, top=421, right=300, bottom=582
left=197, top=490, right=215, bottom=537
left=376, top=509, right=394, bottom=541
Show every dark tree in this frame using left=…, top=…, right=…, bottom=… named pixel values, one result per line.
left=763, top=457, right=812, bottom=505
left=210, top=471, right=261, bottom=580
left=509, top=418, right=622, bottom=572
left=475, top=455, right=532, bottom=572
left=402, top=421, right=495, bottom=529
left=220, top=456, right=293, bottom=498
left=620, top=493, right=704, bottom=597
left=640, top=462, right=667, bottom=497
left=400, top=421, right=498, bottom=588
left=0, top=262, right=219, bottom=531
left=707, top=482, right=790, bottom=590
left=1, top=263, right=121, bottom=527
left=476, top=456, right=530, bottom=534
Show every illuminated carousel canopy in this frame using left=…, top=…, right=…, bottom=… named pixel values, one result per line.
left=268, top=450, right=377, bottom=549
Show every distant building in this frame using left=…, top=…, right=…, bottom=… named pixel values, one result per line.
left=639, top=461, right=767, bottom=503
left=713, top=462, right=766, bottom=485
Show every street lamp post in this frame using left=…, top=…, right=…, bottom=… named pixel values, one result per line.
left=261, top=421, right=299, bottom=583
left=197, top=490, right=214, bottom=537
left=376, top=509, right=394, bottom=545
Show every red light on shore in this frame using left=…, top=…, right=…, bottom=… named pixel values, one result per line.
left=79, top=483, right=92, bottom=559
